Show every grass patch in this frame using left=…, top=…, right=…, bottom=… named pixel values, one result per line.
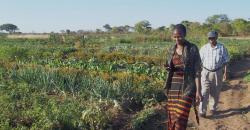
left=243, top=72, right=250, bottom=83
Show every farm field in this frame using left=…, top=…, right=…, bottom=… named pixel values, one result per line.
left=0, top=34, right=249, bottom=130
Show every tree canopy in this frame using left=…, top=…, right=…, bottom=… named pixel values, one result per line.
left=0, top=23, right=19, bottom=33
left=134, top=20, right=152, bottom=34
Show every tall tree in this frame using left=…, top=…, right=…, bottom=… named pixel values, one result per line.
left=0, top=23, right=19, bottom=33
left=206, top=14, right=230, bottom=24
left=213, top=22, right=233, bottom=36
left=156, top=26, right=166, bottom=32
left=103, top=24, right=112, bottom=32
left=96, top=29, right=102, bottom=33
left=111, top=27, right=121, bottom=33
left=66, top=29, right=71, bottom=34
left=124, top=25, right=131, bottom=32
left=134, top=20, right=151, bottom=33
left=181, top=20, right=192, bottom=27
left=231, top=18, right=249, bottom=35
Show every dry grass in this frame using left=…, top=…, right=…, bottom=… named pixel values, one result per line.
left=221, top=36, right=250, bottom=40
left=7, top=34, right=49, bottom=39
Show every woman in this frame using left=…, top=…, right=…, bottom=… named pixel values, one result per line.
left=164, top=24, right=202, bottom=130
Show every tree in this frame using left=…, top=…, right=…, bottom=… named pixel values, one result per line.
left=231, top=18, right=249, bottom=36
left=60, top=30, right=66, bottom=34
left=66, top=29, right=71, bottom=34
left=124, top=25, right=131, bottom=32
left=96, top=29, right=102, bottom=33
left=156, top=26, right=166, bottom=32
left=181, top=20, right=192, bottom=27
left=103, top=24, right=112, bottom=32
left=213, top=22, right=233, bottom=36
left=77, top=29, right=85, bottom=34
left=188, top=22, right=202, bottom=35
left=111, top=27, right=120, bottom=33
left=134, top=20, right=151, bottom=33
left=0, top=23, right=19, bottom=33
left=206, top=14, right=230, bottom=24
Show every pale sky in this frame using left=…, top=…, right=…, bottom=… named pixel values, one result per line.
left=0, top=0, right=249, bottom=33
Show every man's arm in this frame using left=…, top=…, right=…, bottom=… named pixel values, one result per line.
left=223, top=64, right=227, bottom=81
left=222, top=45, right=230, bottom=81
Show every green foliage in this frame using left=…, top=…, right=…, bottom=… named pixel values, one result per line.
left=213, top=22, right=233, bottom=36
left=0, top=82, right=84, bottom=129
left=2, top=47, right=29, bottom=61
left=103, top=24, right=112, bottom=32
left=0, top=23, right=19, bottom=33
left=135, top=20, right=152, bottom=34
left=80, top=100, right=116, bottom=130
left=49, top=33, right=63, bottom=44
left=0, top=33, right=250, bottom=129
left=220, top=39, right=250, bottom=61
left=0, top=33, right=7, bottom=38
left=205, top=14, right=230, bottom=24
left=131, top=107, right=166, bottom=130
left=243, top=72, right=250, bottom=83
left=0, top=80, right=118, bottom=130
left=231, top=18, right=250, bottom=36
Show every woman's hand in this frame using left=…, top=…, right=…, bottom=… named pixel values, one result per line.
left=195, top=77, right=202, bottom=105
left=223, top=72, right=227, bottom=82
left=195, top=92, right=202, bottom=105
left=164, top=64, right=171, bottom=71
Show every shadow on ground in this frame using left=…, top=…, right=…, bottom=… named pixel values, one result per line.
left=205, top=105, right=250, bottom=119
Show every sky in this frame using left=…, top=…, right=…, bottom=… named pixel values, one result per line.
left=0, top=0, right=249, bottom=33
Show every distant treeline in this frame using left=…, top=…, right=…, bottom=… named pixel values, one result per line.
left=99, top=14, right=250, bottom=37
left=1, top=14, right=250, bottom=38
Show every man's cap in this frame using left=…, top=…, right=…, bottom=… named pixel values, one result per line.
left=207, top=31, right=218, bottom=38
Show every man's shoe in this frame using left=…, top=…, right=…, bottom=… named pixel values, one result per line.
left=199, top=113, right=206, bottom=118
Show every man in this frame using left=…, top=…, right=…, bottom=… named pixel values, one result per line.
left=199, top=31, right=230, bottom=117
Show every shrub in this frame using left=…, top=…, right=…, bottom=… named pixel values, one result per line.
left=131, top=107, right=167, bottom=130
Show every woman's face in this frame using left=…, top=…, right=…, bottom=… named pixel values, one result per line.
left=172, top=29, right=185, bottom=45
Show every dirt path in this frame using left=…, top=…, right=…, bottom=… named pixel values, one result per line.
left=188, top=58, right=250, bottom=130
